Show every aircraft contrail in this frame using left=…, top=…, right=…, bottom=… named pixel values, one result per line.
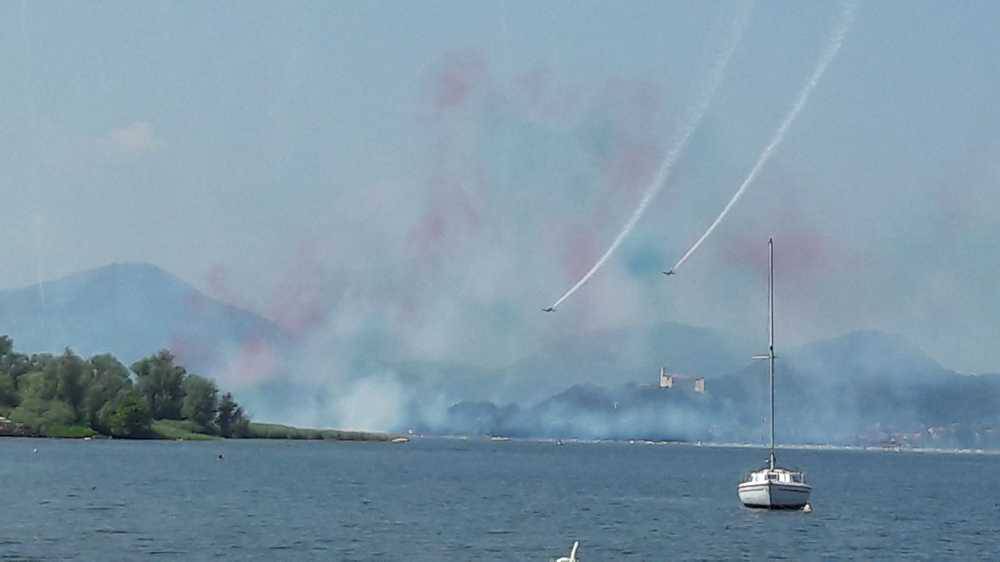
left=667, top=1, right=856, bottom=275
left=544, top=2, right=754, bottom=312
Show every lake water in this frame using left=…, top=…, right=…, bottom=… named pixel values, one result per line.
left=3, top=437, right=998, bottom=560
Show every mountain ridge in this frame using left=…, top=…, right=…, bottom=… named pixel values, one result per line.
left=2, top=262, right=995, bottom=446
left=0, top=262, right=286, bottom=372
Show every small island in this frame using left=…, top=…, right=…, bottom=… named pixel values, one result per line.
left=0, top=335, right=394, bottom=442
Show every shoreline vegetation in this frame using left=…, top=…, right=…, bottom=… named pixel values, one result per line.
left=0, top=335, right=395, bottom=443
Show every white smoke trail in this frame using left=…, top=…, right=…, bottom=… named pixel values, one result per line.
left=669, top=1, right=857, bottom=273
left=545, top=2, right=754, bottom=311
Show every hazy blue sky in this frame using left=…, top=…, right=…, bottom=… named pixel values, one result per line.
left=2, top=1, right=999, bottom=375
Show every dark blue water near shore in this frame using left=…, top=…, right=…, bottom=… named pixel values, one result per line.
left=3, top=437, right=998, bottom=560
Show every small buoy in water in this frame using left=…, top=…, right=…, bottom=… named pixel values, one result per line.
left=803, top=503, right=813, bottom=513
left=32, top=448, right=38, bottom=454
left=217, top=453, right=224, bottom=461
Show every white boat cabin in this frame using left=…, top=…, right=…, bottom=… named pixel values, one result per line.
left=745, top=467, right=807, bottom=485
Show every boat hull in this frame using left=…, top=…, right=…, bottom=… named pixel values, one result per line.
left=737, top=482, right=811, bottom=509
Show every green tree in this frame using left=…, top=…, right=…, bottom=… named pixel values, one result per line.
left=0, top=350, right=31, bottom=381
left=0, top=373, right=17, bottom=406
left=216, top=392, right=249, bottom=438
left=0, top=336, right=18, bottom=406
left=88, top=354, right=131, bottom=382
left=83, top=354, right=133, bottom=433
left=131, top=350, right=186, bottom=419
left=11, top=397, right=76, bottom=432
left=181, top=375, right=218, bottom=431
left=28, top=353, right=55, bottom=373
left=0, top=341, right=68, bottom=385
left=98, top=388, right=152, bottom=437
left=17, top=371, right=57, bottom=401
left=51, top=349, right=86, bottom=417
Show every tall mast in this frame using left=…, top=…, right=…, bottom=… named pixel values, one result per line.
left=768, top=237, right=775, bottom=470
left=750, top=238, right=777, bottom=470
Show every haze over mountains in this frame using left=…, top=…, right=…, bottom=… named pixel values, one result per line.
left=0, top=263, right=997, bottom=447
left=0, top=263, right=286, bottom=375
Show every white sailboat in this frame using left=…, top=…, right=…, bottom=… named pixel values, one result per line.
left=737, top=238, right=812, bottom=510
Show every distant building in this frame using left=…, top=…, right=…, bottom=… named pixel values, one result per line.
left=659, top=367, right=673, bottom=389
left=658, top=368, right=704, bottom=393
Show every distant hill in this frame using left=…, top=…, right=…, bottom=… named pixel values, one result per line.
left=424, top=330, right=1000, bottom=448
left=4, top=266, right=997, bottom=447
left=0, top=263, right=286, bottom=372
left=702, top=329, right=1000, bottom=444
left=784, top=329, right=950, bottom=383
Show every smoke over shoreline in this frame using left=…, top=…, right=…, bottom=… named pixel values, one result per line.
left=5, top=2, right=1000, bottom=446
left=234, top=321, right=1000, bottom=451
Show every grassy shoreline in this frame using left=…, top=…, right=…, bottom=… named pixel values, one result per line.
left=0, top=418, right=398, bottom=442
left=246, top=422, right=395, bottom=441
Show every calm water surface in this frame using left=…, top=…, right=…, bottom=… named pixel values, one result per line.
left=2, top=437, right=998, bottom=560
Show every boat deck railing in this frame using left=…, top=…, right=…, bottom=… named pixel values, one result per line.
left=741, top=468, right=808, bottom=485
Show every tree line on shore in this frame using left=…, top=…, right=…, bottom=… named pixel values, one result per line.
left=0, top=335, right=249, bottom=438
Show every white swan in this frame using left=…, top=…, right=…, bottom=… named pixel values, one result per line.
left=555, top=541, right=579, bottom=562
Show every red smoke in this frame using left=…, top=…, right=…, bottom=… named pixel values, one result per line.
left=168, top=335, right=214, bottom=372
left=432, top=51, right=488, bottom=111
left=408, top=173, right=485, bottom=262
left=266, top=241, right=332, bottom=337
left=223, top=336, right=279, bottom=388
left=204, top=264, right=252, bottom=311
left=590, top=79, right=670, bottom=213
left=603, top=140, right=661, bottom=198
left=561, top=226, right=599, bottom=280
left=721, top=226, right=830, bottom=279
